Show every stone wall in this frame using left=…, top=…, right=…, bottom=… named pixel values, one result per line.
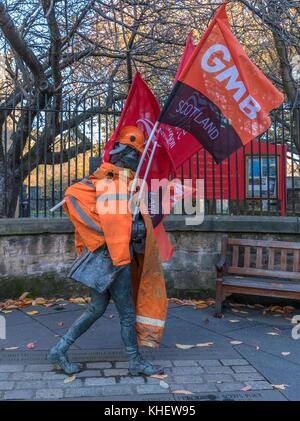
left=0, top=216, right=299, bottom=299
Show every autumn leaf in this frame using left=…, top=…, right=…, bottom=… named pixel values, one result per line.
left=150, top=374, right=168, bottom=380
left=57, top=322, right=64, bottom=328
left=240, top=385, right=252, bottom=392
left=256, top=346, right=260, bottom=351
left=267, top=332, right=280, bottom=336
left=173, top=390, right=194, bottom=395
left=19, top=292, right=30, bottom=301
left=229, top=320, right=240, bottom=323
left=175, top=344, right=196, bottom=350
left=196, top=342, right=214, bottom=347
left=272, top=384, right=288, bottom=390
left=283, top=306, right=295, bottom=314
left=4, top=347, right=19, bottom=350
left=2, top=310, right=12, bottom=314
left=281, top=352, right=291, bottom=356
left=26, top=342, right=35, bottom=349
left=69, top=297, right=86, bottom=304
left=26, top=310, right=39, bottom=316
left=159, top=380, right=169, bottom=389
left=230, top=340, right=243, bottom=345
left=44, top=303, right=56, bottom=308
left=64, top=375, right=76, bottom=384
left=32, top=297, right=46, bottom=306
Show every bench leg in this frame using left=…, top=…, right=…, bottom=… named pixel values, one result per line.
left=214, top=279, right=224, bottom=318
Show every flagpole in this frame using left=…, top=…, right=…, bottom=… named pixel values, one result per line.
left=50, top=199, right=65, bottom=213
left=129, top=120, right=159, bottom=201
left=132, top=140, right=158, bottom=220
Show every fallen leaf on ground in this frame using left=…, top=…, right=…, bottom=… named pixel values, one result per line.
left=231, top=309, right=240, bottom=313
left=272, top=384, right=288, bottom=390
left=229, top=320, right=240, bottom=323
left=230, top=341, right=243, bottom=345
left=4, top=347, right=19, bottom=350
left=19, top=292, right=30, bottom=301
left=239, top=311, right=249, bottom=315
left=168, top=298, right=214, bottom=309
left=196, top=342, right=214, bottom=347
left=173, top=390, right=194, bottom=395
left=64, top=375, right=76, bottom=384
left=56, top=298, right=65, bottom=302
left=108, top=315, right=114, bottom=319
left=2, top=310, right=12, bottom=314
left=44, top=303, right=56, bottom=308
left=283, top=306, right=295, bottom=314
left=256, top=346, right=260, bottom=351
left=240, top=385, right=252, bottom=392
left=267, top=332, right=280, bottom=336
left=32, top=298, right=47, bottom=306
left=175, top=344, right=196, bottom=350
left=26, top=310, right=39, bottom=316
left=69, top=297, right=86, bottom=304
left=159, top=380, right=169, bottom=389
left=254, top=304, right=265, bottom=310
left=247, top=318, right=254, bottom=321
left=150, top=374, right=168, bottom=380
left=26, top=342, right=35, bottom=349
left=281, top=352, right=291, bottom=356
left=229, top=303, right=246, bottom=308
left=57, top=322, right=64, bottom=327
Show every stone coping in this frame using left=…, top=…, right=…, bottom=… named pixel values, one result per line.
left=0, top=215, right=299, bottom=236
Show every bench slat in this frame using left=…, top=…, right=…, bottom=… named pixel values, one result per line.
left=268, top=248, right=275, bottom=270
left=293, top=250, right=300, bottom=272
left=281, top=249, right=288, bottom=271
left=256, top=247, right=263, bottom=269
left=244, top=247, right=251, bottom=268
left=223, top=276, right=300, bottom=292
left=228, top=238, right=300, bottom=250
left=232, top=246, right=239, bottom=267
left=227, top=266, right=300, bottom=280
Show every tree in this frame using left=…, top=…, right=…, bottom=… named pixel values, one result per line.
left=0, top=0, right=298, bottom=217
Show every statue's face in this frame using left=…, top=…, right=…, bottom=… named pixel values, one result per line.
left=109, top=144, right=140, bottom=172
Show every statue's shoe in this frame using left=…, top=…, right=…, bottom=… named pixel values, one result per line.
left=47, top=348, right=82, bottom=375
left=129, top=358, right=164, bottom=376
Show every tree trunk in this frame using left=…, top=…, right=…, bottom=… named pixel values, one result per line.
left=0, top=171, right=21, bottom=218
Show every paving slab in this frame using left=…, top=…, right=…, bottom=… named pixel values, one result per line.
left=0, top=302, right=298, bottom=401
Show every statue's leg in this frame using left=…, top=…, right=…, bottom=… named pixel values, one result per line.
left=47, top=289, right=109, bottom=374
left=110, top=265, right=164, bottom=376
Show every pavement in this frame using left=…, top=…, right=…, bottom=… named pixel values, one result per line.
left=0, top=299, right=299, bottom=401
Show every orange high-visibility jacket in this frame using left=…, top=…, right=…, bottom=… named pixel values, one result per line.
left=63, top=162, right=167, bottom=347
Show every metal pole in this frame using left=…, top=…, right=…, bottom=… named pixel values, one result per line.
left=130, top=121, right=159, bottom=200
left=132, top=140, right=158, bottom=219
left=50, top=199, right=65, bottom=213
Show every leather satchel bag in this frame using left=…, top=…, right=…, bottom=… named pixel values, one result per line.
left=68, top=245, right=127, bottom=293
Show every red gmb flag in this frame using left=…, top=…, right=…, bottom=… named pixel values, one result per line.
left=158, top=2, right=284, bottom=163
left=158, top=32, right=200, bottom=170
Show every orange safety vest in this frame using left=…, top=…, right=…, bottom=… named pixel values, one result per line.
left=63, top=162, right=167, bottom=348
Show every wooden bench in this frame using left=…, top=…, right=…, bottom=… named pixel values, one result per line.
left=214, top=236, right=300, bottom=317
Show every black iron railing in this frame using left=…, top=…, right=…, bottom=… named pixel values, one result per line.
left=0, top=96, right=299, bottom=218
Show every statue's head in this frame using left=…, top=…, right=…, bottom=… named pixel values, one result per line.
left=109, top=126, right=144, bottom=171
